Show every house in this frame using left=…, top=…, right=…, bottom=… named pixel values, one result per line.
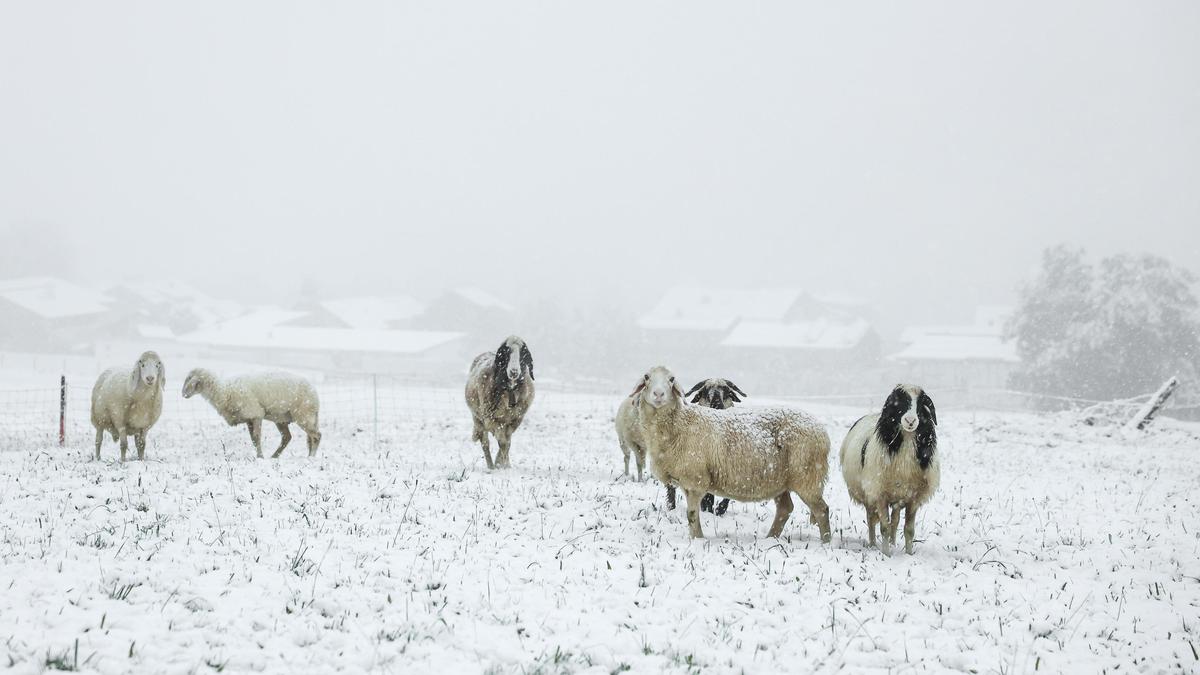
left=104, top=280, right=242, bottom=334
left=0, top=276, right=121, bottom=351
left=890, top=306, right=1018, bottom=392
left=317, top=296, right=425, bottom=330
left=413, top=288, right=516, bottom=341
left=177, top=306, right=465, bottom=378
left=636, top=287, right=879, bottom=392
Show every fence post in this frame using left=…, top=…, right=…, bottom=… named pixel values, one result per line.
left=59, top=375, right=67, bottom=447
left=372, top=374, right=378, bottom=453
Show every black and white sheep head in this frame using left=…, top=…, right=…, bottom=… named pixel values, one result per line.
left=181, top=369, right=209, bottom=399
left=685, top=378, right=746, bottom=410
left=630, top=366, right=684, bottom=410
left=493, top=336, right=534, bottom=388
left=875, top=384, right=938, bottom=467
left=132, top=351, right=165, bottom=391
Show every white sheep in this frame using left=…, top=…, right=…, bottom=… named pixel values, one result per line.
left=614, top=394, right=646, bottom=480
left=464, top=336, right=535, bottom=469
left=839, top=384, right=940, bottom=555
left=90, top=351, right=165, bottom=461
left=182, top=369, right=322, bottom=458
left=633, top=366, right=832, bottom=540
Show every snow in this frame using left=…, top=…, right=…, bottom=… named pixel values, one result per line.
left=320, top=296, right=425, bottom=331
left=638, top=287, right=806, bottom=332
left=0, top=277, right=111, bottom=319
left=890, top=333, right=1019, bottom=364
left=179, top=323, right=464, bottom=355
left=452, top=288, right=515, bottom=312
left=721, top=318, right=873, bottom=350
left=1, top=388, right=1197, bottom=673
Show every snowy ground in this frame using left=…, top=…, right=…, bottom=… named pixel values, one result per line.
left=1, top=385, right=1199, bottom=673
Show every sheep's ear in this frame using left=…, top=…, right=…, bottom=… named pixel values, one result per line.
left=724, top=380, right=747, bottom=397
left=130, top=367, right=140, bottom=389
left=629, top=380, right=647, bottom=399
left=922, top=393, right=937, bottom=425
left=520, top=345, right=534, bottom=380
left=684, top=381, right=706, bottom=397
left=672, top=381, right=684, bottom=400
left=157, top=361, right=166, bottom=391
left=728, top=390, right=742, bottom=403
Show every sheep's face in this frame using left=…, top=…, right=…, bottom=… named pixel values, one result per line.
left=632, top=366, right=682, bottom=409
left=686, top=378, right=746, bottom=410
left=494, top=336, right=534, bottom=387
left=882, top=384, right=936, bottom=434
left=181, top=370, right=205, bottom=399
left=133, top=352, right=164, bottom=390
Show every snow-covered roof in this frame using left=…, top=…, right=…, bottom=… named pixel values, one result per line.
left=179, top=325, right=464, bottom=355
left=638, top=287, right=806, bottom=332
left=137, top=324, right=176, bottom=339
left=0, top=276, right=111, bottom=319
left=889, top=333, right=1018, bottom=363
left=452, top=287, right=514, bottom=312
left=107, top=280, right=243, bottom=328
left=320, top=296, right=425, bottom=330
left=898, top=306, right=1014, bottom=344
left=721, top=318, right=873, bottom=350
left=219, top=307, right=310, bottom=332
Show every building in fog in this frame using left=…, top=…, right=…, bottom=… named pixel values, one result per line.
left=0, top=276, right=122, bottom=352
left=414, top=288, right=517, bottom=342
left=637, top=287, right=879, bottom=392
left=890, top=306, right=1018, bottom=393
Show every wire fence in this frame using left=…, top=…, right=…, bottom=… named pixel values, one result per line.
left=1, top=367, right=1194, bottom=453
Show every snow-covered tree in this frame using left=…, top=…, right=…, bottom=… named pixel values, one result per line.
left=1008, top=246, right=1200, bottom=407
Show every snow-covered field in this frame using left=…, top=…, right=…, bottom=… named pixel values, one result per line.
left=1, top=383, right=1199, bottom=673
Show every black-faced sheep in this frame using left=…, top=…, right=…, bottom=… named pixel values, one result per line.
left=669, top=378, right=748, bottom=515
left=464, top=335, right=535, bottom=469
left=182, top=369, right=322, bottom=458
left=633, top=366, right=832, bottom=540
left=90, top=351, right=165, bottom=461
left=839, top=384, right=940, bottom=555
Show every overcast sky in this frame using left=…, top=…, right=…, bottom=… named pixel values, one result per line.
left=1, top=2, right=1197, bottom=321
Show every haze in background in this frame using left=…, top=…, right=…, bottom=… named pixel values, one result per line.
left=1, top=2, right=1198, bottom=323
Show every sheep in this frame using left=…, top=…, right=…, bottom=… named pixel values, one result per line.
left=90, top=351, right=165, bottom=461
left=181, top=369, right=322, bottom=458
left=614, top=394, right=647, bottom=481
left=614, top=377, right=746, bottom=499
left=668, top=378, right=749, bottom=515
left=464, top=335, right=535, bottom=469
left=839, top=384, right=939, bottom=555
left=632, top=366, right=832, bottom=540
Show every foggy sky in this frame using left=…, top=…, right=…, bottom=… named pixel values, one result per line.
left=1, top=2, right=1197, bottom=321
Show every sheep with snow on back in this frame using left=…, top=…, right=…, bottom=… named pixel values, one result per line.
left=840, top=384, right=940, bottom=555
left=633, top=366, right=832, bottom=540
left=465, top=336, right=535, bottom=469
left=91, top=351, right=166, bottom=461
left=615, top=378, right=745, bottom=493
left=182, top=369, right=322, bottom=458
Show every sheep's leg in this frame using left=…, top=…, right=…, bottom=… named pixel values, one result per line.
left=620, top=441, right=630, bottom=477
left=795, top=492, right=832, bottom=543
left=247, top=420, right=263, bottom=458
left=903, top=504, right=918, bottom=555
left=495, top=429, right=512, bottom=468
left=866, top=508, right=879, bottom=548
left=700, top=493, right=715, bottom=513
left=887, top=506, right=902, bottom=547
left=634, top=445, right=645, bottom=482
left=479, top=434, right=494, bottom=470
left=134, top=432, right=146, bottom=461
left=767, top=492, right=794, bottom=538
left=874, top=500, right=893, bottom=555
left=118, top=431, right=128, bottom=463
left=271, top=423, right=292, bottom=458
left=714, top=498, right=730, bottom=516
left=684, top=489, right=705, bottom=538
left=306, top=429, right=321, bottom=457
left=665, top=485, right=676, bottom=510
left=94, top=429, right=103, bottom=461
